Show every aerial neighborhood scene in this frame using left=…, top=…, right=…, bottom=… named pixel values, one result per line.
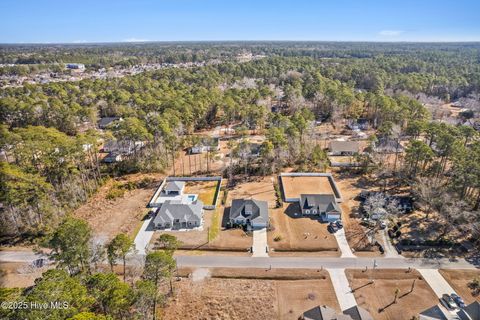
left=1, top=1, right=480, bottom=319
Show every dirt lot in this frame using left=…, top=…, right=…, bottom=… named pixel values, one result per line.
left=439, top=269, right=480, bottom=304
left=281, top=175, right=335, bottom=200
left=75, top=173, right=159, bottom=241
left=268, top=203, right=339, bottom=254
left=0, top=262, right=52, bottom=288
left=184, top=180, right=219, bottom=206
left=162, top=268, right=339, bottom=320
left=226, top=176, right=277, bottom=206
left=346, top=269, right=438, bottom=320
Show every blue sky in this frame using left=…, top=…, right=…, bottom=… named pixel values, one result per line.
left=1, top=0, right=480, bottom=43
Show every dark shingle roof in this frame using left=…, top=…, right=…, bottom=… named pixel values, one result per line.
left=229, top=199, right=268, bottom=224
left=300, top=194, right=341, bottom=213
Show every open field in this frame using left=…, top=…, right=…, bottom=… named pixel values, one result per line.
left=162, top=269, right=339, bottom=320
left=75, top=173, right=159, bottom=240
left=439, top=269, right=480, bottom=304
left=268, top=203, right=339, bottom=253
left=184, top=180, right=219, bottom=206
left=281, top=175, right=335, bottom=199
left=346, top=269, right=438, bottom=320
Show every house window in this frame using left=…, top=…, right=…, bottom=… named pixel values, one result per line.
left=305, top=209, right=310, bottom=214
left=174, top=219, right=179, bottom=223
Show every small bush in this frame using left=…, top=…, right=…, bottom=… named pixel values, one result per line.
left=273, top=235, right=282, bottom=242
left=221, top=188, right=228, bottom=205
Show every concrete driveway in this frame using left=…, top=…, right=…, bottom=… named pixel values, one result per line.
left=252, top=228, right=268, bottom=257
left=418, top=269, right=457, bottom=298
left=134, top=217, right=155, bottom=254
left=334, top=228, right=355, bottom=258
left=381, top=230, right=403, bottom=258
left=327, top=268, right=357, bottom=311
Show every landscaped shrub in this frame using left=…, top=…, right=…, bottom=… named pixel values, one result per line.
left=273, top=235, right=282, bottom=242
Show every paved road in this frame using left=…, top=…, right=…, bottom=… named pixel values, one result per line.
left=252, top=228, right=268, bottom=257
left=334, top=228, right=355, bottom=258
left=327, top=268, right=357, bottom=311
left=134, top=217, right=155, bottom=255
left=175, top=255, right=476, bottom=270
left=1, top=250, right=477, bottom=271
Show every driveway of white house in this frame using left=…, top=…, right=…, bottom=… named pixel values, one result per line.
left=334, top=228, right=355, bottom=258
left=327, top=268, right=357, bottom=311
left=252, top=228, right=269, bottom=257
left=134, top=217, right=155, bottom=255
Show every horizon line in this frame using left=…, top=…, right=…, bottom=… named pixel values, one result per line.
left=2, top=39, right=480, bottom=45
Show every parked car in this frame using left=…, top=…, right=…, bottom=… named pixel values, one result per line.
left=450, top=293, right=466, bottom=308
left=441, top=294, right=458, bottom=310
left=379, top=221, right=387, bottom=229
left=328, top=222, right=338, bottom=233
left=335, top=220, right=343, bottom=229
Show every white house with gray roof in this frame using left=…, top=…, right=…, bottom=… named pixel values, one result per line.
left=229, top=199, right=269, bottom=229
left=153, top=199, right=203, bottom=230
left=300, top=194, right=341, bottom=222
left=163, top=181, right=185, bottom=195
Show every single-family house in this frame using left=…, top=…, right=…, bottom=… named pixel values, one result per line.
left=329, top=140, right=360, bottom=155
left=163, top=181, right=185, bottom=196
left=301, top=305, right=373, bottom=320
left=229, top=199, right=269, bottom=229
left=98, top=116, right=122, bottom=129
left=103, top=140, right=145, bottom=154
left=458, top=301, right=480, bottom=320
left=347, top=118, right=370, bottom=131
left=189, top=137, right=220, bottom=154
left=153, top=199, right=203, bottom=229
left=300, top=194, right=341, bottom=222
left=373, top=137, right=404, bottom=154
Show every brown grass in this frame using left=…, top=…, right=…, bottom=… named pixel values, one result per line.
left=268, top=204, right=339, bottom=253
left=439, top=269, right=480, bottom=304
left=346, top=269, right=438, bottom=320
left=281, top=176, right=335, bottom=199
left=162, top=270, right=339, bottom=320
left=75, top=173, right=159, bottom=240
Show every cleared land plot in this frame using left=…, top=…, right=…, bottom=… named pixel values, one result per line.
left=281, top=176, right=335, bottom=200
left=439, top=269, right=480, bottom=304
left=268, top=203, right=339, bottom=253
left=184, top=180, right=219, bottom=206
left=346, top=269, right=438, bottom=320
left=226, top=176, right=277, bottom=206
left=75, top=174, right=157, bottom=240
left=162, top=269, right=339, bottom=320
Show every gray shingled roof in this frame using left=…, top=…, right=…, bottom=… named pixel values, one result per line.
left=153, top=200, right=203, bottom=225
left=343, top=306, right=374, bottom=320
left=300, top=194, right=341, bottom=213
left=230, top=199, right=268, bottom=224
left=164, top=181, right=185, bottom=193
left=329, top=140, right=360, bottom=153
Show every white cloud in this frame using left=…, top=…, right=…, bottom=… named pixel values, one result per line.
left=379, top=30, right=404, bottom=37
left=122, top=37, right=151, bottom=42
